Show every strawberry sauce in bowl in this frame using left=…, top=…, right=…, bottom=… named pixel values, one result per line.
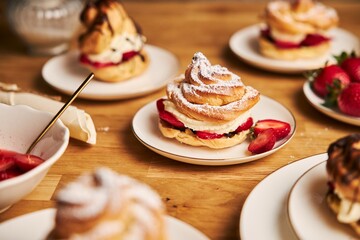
left=0, top=104, right=69, bottom=213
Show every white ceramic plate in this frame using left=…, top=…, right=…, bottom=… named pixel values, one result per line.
left=42, top=45, right=180, bottom=100
left=288, top=161, right=358, bottom=239
left=240, top=153, right=327, bottom=240
left=132, top=95, right=296, bottom=166
left=0, top=208, right=209, bottom=240
left=229, top=25, right=360, bottom=73
left=303, top=81, right=360, bottom=126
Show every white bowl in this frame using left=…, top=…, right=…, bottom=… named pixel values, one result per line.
left=0, top=103, right=69, bottom=212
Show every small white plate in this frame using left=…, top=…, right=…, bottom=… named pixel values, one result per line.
left=303, top=81, right=360, bottom=126
left=0, top=208, right=209, bottom=240
left=240, top=153, right=327, bottom=240
left=42, top=45, right=180, bottom=100
left=229, top=25, right=360, bottom=73
left=288, top=161, right=358, bottom=239
left=132, top=95, right=296, bottom=166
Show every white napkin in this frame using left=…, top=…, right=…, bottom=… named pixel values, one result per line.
left=0, top=83, right=96, bottom=144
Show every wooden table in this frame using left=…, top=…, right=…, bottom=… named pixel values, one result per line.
left=0, top=1, right=359, bottom=239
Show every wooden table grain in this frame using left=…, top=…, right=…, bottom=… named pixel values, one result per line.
left=0, top=1, right=360, bottom=240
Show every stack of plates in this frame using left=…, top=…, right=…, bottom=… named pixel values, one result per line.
left=240, top=153, right=358, bottom=239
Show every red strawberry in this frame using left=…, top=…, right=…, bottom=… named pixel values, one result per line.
left=301, top=34, right=330, bottom=47
left=0, top=157, right=15, bottom=172
left=0, top=150, right=17, bottom=171
left=0, top=169, right=22, bottom=181
left=195, top=131, right=224, bottom=139
left=235, top=117, right=254, bottom=133
left=248, top=128, right=276, bottom=154
left=310, top=64, right=350, bottom=98
left=122, top=51, right=138, bottom=61
left=13, top=154, right=45, bottom=172
left=253, top=119, right=291, bottom=141
left=337, top=83, right=360, bottom=117
left=341, top=57, right=360, bottom=82
left=156, top=99, right=185, bottom=129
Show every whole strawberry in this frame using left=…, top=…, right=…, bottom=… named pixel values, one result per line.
left=341, top=57, right=360, bottom=82
left=310, top=64, right=350, bottom=98
left=337, top=83, right=360, bottom=117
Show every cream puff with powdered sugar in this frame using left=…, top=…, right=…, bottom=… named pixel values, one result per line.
left=47, top=167, right=167, bottom=240
left=156, top=52, right=260, bottom=149
left=259, top=0, right=338, bottom=60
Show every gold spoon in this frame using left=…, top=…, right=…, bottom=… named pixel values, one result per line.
left=26, top=72, right=94, bottom=154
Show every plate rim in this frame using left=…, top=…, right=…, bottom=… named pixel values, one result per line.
left=42, top=44, right=180, bottom=100
left=239, top=152, right=327, bottom=239
left=303, top=81, right=360, bottom=126
left=229, top=25, right=360, bottom=73
left=286, top=159, right=360, bottom=239
left=286, top=160, right=327, bottom=239
left=132, top=95, right=297, bottom=166
left=0, top=208, right=210, bottom=240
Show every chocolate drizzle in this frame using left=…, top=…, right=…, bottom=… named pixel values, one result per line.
left=327, top=133, right=360, bottom=203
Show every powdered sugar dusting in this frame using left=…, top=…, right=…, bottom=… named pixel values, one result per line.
left=55, top=167, right=165, bottom=239
left=167, top=78, right=259, bottom=120
left=267, top=0, right=338, bottom=32
left=166, top=52, right=259, bottom=121
left=182, top=52, right=245, bottom=97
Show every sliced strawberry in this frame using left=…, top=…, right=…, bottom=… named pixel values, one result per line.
left=0, top=150, right=18, bottom=171
left=235, top=117, right=254, bottom=133
left=309, top=64, right=350, bottom=98
left=301, top=34, right=330, bottom=46
left=274, top=40, right=299, bottom=49
left=195, top=131, right=224, bottom=139
left=0, top=169, right=22, bottom=181
left=260, top=28, right=329, bottom=48
left=80, top=50, right=139, bottom=68
left=337, top=83, right=360, bottom=117
left=0, top=157, right=15, bottom=172
left=253, top=119, right=291, bottom=140
left=156, top=99, right=185, bottom=129
left=248, top=128, right=276, bottom=154
left=122, top=51, right=138, bottom=61
left=13, top=154, right=45, bottom=172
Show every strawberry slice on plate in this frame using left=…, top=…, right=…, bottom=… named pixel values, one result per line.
left=248, top=128, right=276, bottom=154
left=253, top=119, right=291, bottom=140
left=13, top=154, right=45, bottom=172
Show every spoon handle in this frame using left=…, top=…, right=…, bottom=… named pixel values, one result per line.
left=26, top=73, right=94, bottom=154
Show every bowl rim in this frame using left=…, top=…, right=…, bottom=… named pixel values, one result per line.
left=0, top=104, right=70, bottom=188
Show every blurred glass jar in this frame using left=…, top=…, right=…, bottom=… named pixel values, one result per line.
left=6, top=0, right=84, bottom=55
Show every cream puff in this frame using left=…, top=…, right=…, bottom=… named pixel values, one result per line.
left=78, top=0, right=148, bottom=82
left=326, top=133, right=360, bottom=236
left=47, top=167, right=167, bottom=240
left=157, top=52, right=260, bottom=149
left=259, top=0, right=338, bottom=60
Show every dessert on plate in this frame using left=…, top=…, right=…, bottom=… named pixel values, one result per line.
left=156, top=52, right=260, bottom=149
left=326, top=133, right=360, bottom=236
left=47, top=167, right=167, bottom=240
left=259, top=0, right=338, bottom=60
left=78, top=0, right=148, bottom=82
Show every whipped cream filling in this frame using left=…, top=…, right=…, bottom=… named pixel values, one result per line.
left=270, top=28, right=306, bottom=43
left=87, top=33, right=145, bottom=64
left=163, top=100, right=251, bottom=134
left=335, top=190, right=360, bottom=223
